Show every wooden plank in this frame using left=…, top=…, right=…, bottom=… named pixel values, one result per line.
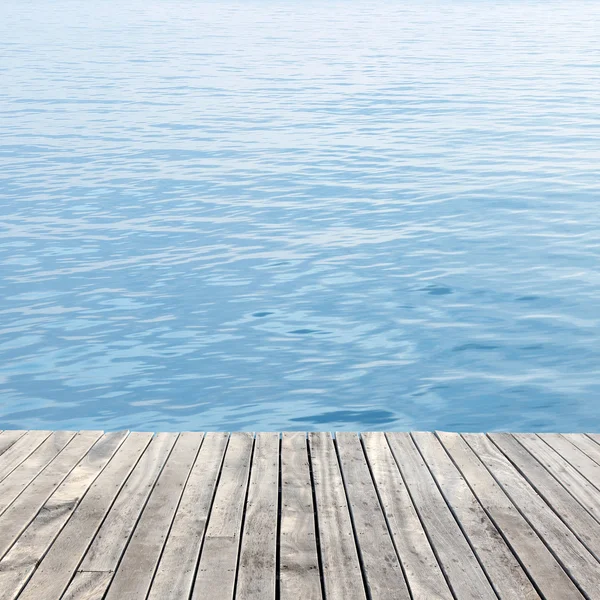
left=97, top=432, right=203, bottom=600
left=308, top=432, right=366, bottom=600
left=437, top=432, right=585, bottom=600
left=462, top=433, right=600, bottom=599
left=412, top=432, right=539, bottom=600
left=386, top=432, right=496, bottom=600
left=539, top=433, right=600, bottom=489
left=0, top=431, right=52, bottom=484
left=362, top=432, right=452, bottom=600
left=336, top=432, right=410, bottom=599
left=0, top=431, right=77, bottom=516
left=0, top=431, right=104, bottom=559
left=0, top=431, right=27, bottom=457
left=192, top=432, right=254, bottom=600
left=74, top=433, right=178, bottom=575
left=585, top=434, right=600, bottom=457
left=11, top=432, right=152, bottom=600
left=148, top=432, right=229, bottom=600
left=236, top=432, right=280, bottom=600
left=61, top=572, right=113, bottom=600
left=279, top=432, right=321, bottom=600
left=507, top=433, right=600, bottom=526
left=564, top=434, right=600, bottom=466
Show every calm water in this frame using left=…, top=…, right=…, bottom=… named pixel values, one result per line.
left=1, top=0, right=599, bottom=432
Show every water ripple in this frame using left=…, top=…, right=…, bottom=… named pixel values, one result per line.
left=1, top=0, right=599, bottom=432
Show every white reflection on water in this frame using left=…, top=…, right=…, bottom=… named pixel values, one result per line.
left=0, top=0, right=599, bottom=431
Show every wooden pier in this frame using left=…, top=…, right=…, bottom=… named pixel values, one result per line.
left=0, top=430, right=599, bottom=599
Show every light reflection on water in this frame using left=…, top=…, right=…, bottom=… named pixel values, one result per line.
left=1, top=0, right=599, bottom=432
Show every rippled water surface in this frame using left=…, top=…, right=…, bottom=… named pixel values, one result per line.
left=1, top=0, right=599, bottom=432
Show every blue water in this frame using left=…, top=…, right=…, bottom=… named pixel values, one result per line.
left=1, top=0, right=599, bottom=432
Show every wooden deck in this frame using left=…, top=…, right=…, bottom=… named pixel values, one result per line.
left=0, top=431, right=599, bottom=599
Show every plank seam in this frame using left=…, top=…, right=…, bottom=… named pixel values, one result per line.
left=490, top=434, right=600, bottom=561
left=11, top=431, right=138, bottom=600
left=565, top=435, right=600, bottom=468
left=384, top=433, right=459, bottom=600
left=0, top=432, right=53, bottom=485
left=0, top=431, right=28, bottom=458
left=145, top=433, right=207, bottom=599
left=35, top=432, right=150, bottom=599
left=409, top=433, right=501, bottom=600
left=524, top=434, right=600, bottom=523
left=332, top=434, right=372, bottom=600
left=583, top=434, right=600, bottom=454
left=306, top=433, right=327, bottom=600
left=0, top=431, right=79, bottom=520
left=99, top=433, right=182, bottom=599
left=0, top=432, right=104, bottom=562
left=275, top=433, right=282, bottom=600
left=537, top=434, right=600, bottom=493
left=231, top=433, right=256, bottom=600
left=433, top=432, right=548, bottom=600
left=461, top=434, right=592, bottom=600
left=358, top=433, right=414, bottom=600
left=187, top=433, right=231, bottom=600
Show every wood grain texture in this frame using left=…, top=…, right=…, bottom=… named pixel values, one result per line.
left=539, top=433, right=600, bottom=489
left=61, top=571, right=114, bottom=600
left=279, top=432, right=321, bottom=600
left=462, top=433, right=600, bottom=599
left=148, top=432, right=229, bottom=600
left=412, top=432, right=539, bottom=600
left=192, top=431, right=253, bottom=600
left=336, top=432, right=410, bottom=600
left=362, top=432, right=452, bottom=600
left=309, top=432, right=366, bottom=600
left=77, top=432, right=178, bottom=574
left=0, top=431, right=52, bottom=484
left=101, top=432, right=203, bottom=600
left=506, top=433, right=600, bottom=531
left=386, top=432, right=496, bottom=600
left=0, top=432, right=27, bottom=458
left=437, top=431, right=585, bottom=600
left=0, top=430, right=77, bottom=516
left=564, top=434, right=600, bottom=467
left=13, top=432, right=152, bottom=600
left=0, top=430, right=598, bottom=600
left=236, top=432, right=280, bottom=600
left=0, top=430, right=104, bottom=559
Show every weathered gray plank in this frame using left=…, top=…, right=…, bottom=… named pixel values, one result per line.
left=236, top=432, right=280, bottom=600
left=462, top=433, right=600, bottom=599
left=362, top=432, right=452, bottom=600
left=70, top=432, right=177, bottom=582
left=0, top=431, right=27, bottom=457
left=508, top=433, right=600, bottom=525
left=413, top=432, right=539, bottom=600
left=279, top=432, right=321, bottom=600
left=0, top=431, right=77, bottom=516
left=99, top=432, right=203, bottom=600
left=148, top=432, right=229, bottom=600
left=192, top=432, right=253, bottom=600
left=336, top=432, right=410, bottom=600
left=386, top=432, right=496, bottom=600
left=61, top=572, right=113, bottom=600
left=539, top=433, right=600, bottom=489
left=0, top=431, right=104, bottom=560
left=564, top=434, right=600, bottom=466
left=0, top=431, right=52, bottom=484
left=12, top=432, right=152, bottom=600
left=308, top=432, right=366, bottom=600
left=437, top=432, right=585, bottom=600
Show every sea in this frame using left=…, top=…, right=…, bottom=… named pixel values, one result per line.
left=1, top=0, right=599, bottom=431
